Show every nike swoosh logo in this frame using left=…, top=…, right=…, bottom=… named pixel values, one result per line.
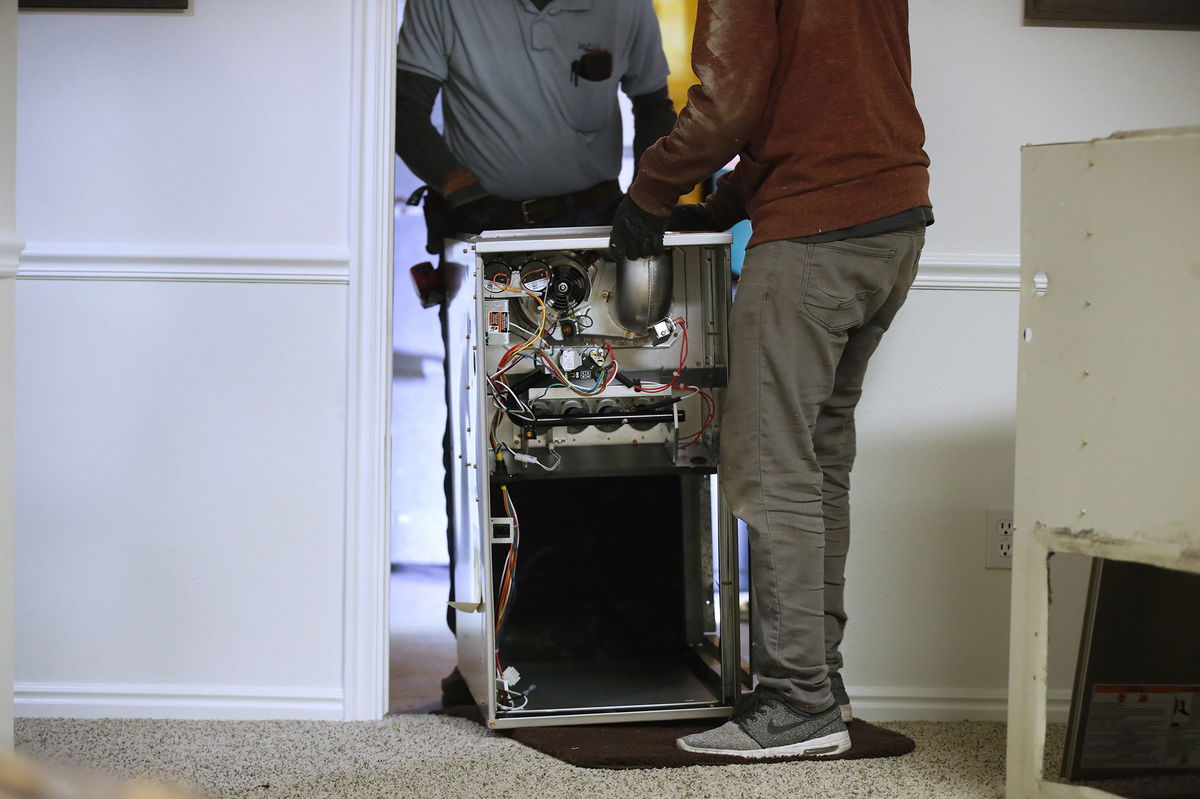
left=766, top=718, right=810, bottom=735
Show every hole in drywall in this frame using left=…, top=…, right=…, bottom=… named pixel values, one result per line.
left=1034, top=271, right=1049, bottom=297
left=1024, top=327, right=1034, bottom=343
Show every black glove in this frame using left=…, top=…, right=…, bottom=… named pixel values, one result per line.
left=608, top=195, right=669, bottom=261
left=668, top=203, right=716, bottom=232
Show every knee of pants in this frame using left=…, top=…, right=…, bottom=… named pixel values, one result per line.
left=721, top=471, right=756, bottom=523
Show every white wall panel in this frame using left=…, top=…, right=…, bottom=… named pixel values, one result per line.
left=15, top=1, right=352, bottom=248
left=837, top=287, right=1020, bottom=718
left=910, top=0, right=1200, bottom=257
left=12, top=0, right=365, bottom=720
left=13, top=280, right=347, bottom=695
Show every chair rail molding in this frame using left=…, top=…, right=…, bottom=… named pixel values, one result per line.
left=17, top=242, right=350, bottom=284
left=913, top=252, right=1021, bottom=291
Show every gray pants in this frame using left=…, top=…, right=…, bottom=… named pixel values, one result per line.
left=721, top=228, right=925, bottom=713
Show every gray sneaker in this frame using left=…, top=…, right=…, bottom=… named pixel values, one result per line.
left=677, top=692, right=851, bottom=759
left=829, top=672, right=854, bottom=723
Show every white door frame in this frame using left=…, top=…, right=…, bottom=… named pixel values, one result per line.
left=1, top=0, right=20, bottom=750
left=342, top=0, right=397, bottom=721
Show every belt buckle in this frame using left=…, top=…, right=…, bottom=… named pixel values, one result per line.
left=520, top=198, right=540, bottom=225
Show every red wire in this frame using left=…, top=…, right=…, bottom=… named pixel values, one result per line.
left=679, top=387, right=716, bottom=448
left=640, top=317, right=688, bottom=394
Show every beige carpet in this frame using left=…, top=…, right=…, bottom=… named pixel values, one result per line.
left=18, top=716, right=1200, bottom=799
left=16, top=716, right=1007, bottom=799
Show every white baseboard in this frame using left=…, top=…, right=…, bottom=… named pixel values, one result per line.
left=14, top=682, right=345, bottom=721
left=13, top=681, right=1067, bottom=724
left=852, top=686, right=1071, bottom=723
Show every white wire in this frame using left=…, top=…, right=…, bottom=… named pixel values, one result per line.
left=507, top=319, right=541, bottom=340
left=489, top=378, right=534, bottom=417
left=494, top=487, right=525, bottom=711
left=496, top=686, right=529, bottom=710
left=502, top=444, right=561, bottom=472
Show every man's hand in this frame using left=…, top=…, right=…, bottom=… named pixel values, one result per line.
left=608, top=195, right=669, bottom=261
left=668, top=203, right=716, bottom=232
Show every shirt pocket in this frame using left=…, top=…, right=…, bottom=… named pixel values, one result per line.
left=567, top=77, right=616, bottom=135
left=798, top=240, right=897, bottom=333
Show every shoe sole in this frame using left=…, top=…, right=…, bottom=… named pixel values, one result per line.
left=677, top=729, right=851, bottom=759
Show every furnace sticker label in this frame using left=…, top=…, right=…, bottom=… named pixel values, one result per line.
left=488, top=310, right=510, bottom=334
left=484, top=300, right=511, bottom=346
left=1081, top=685, right=1199, bottom=770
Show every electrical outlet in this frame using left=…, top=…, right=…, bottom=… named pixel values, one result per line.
left=986, top=507, right=1014, bottom=570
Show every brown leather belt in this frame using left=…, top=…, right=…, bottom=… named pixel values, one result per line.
left=493, top=180, right=622, bottom=226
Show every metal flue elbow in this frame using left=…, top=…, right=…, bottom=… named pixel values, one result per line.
left=614, top=254, right=673, bottom=334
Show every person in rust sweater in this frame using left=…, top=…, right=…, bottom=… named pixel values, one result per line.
left=610, top=0, right=932, bottom=758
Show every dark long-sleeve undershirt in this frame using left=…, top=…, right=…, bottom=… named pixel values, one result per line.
left=395, top=69, right=463, bottom=193
left=631, top=87, right=676, bottom=171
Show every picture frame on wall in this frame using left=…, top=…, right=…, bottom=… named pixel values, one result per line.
left=1025, top=0, right=1200, bottom=27
left=19, top=0, right=187, bottom=9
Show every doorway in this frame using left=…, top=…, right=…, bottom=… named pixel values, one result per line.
left=385, top=98, right=643, bottom=713
left=388, top=135, right=456, bottom=712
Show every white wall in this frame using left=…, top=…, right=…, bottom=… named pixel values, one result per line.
left=12, top=0, right=370, bottom=720
left=911, top=0, right=1200, bottom=257
left=8, top=0, right=1199, bottom=723
left=14, top=281, right=347, bottom=702
left=842, top=288, right=1019, bottom=717
left=840, top=287, right=1093, bottom=719
left=1, top=0, right=18, bottom=750
left=15, top=6, right=350, bottom=249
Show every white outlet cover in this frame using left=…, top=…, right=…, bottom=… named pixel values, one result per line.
left=986, top=507, right=1014, bottom=570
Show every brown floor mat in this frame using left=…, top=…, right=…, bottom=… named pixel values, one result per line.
left=437, top=705, right=915, bottom=769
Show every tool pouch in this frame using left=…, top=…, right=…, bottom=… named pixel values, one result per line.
left=406, top=185, right=450, bottom=307
left=407, top=184, right=452, bottom=257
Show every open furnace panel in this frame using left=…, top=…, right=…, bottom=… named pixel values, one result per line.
left=443, top=227, right=740, bottom=729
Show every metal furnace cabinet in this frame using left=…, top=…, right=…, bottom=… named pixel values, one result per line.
left=443, top=227, right=739, bottom=729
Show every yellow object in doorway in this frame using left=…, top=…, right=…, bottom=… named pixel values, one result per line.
left=652, top=0, right=703, bottom=204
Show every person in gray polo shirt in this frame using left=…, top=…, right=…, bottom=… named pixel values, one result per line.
left=396, top=0, right=677, bottom=707
left=396, top=0, right=676, bottom=234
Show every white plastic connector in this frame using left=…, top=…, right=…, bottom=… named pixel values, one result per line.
left=504, top=446, right=561, bottom=472
left=501, top=665, right=521, bottom=687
